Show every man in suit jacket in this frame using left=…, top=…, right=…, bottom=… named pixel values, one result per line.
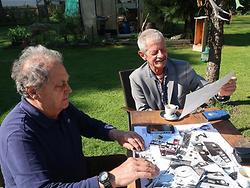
left=130, top=29, right=236, bottom=111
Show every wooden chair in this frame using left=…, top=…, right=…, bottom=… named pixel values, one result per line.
left=119, top=69, right=136, bottom=129
left=119, top=69, right=136, bottom=111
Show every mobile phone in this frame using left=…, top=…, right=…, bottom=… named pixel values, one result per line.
left=147, top=124, right=175, bottom=134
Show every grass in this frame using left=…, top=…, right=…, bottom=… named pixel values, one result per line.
left=0, top=15, right=250, bottom=156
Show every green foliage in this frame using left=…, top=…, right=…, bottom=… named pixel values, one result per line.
left=143, top=0, right=165, bottom=29
left=58, top=16, right=85, bottom=43
left=144, top=0, right=196, bottom=37
left=0, top=7, right=38, bottom=26
left=49, top=5, right=65, bottom=23
left=7, top=25, right=31, bottom=44
left=229, top=0, right=250, bottom=14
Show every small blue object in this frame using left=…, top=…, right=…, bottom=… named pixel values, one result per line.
left=202, top=110, right=230, bottom=121
left=122, top=21, right=130, bottom=34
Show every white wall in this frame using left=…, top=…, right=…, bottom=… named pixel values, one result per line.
left=2, top=0, right=37, bottom=7
left=1, top=0, right=64, bottom=7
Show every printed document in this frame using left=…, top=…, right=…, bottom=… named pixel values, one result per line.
left=179, top=72, right=234, bottom=119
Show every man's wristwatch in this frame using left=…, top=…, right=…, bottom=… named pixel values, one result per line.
left=98, top=171, right=112, bottom=188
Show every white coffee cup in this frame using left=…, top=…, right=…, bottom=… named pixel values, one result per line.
left=238, top=166, right=250, bottom=188
left=164, top=104, right=179, bottom=118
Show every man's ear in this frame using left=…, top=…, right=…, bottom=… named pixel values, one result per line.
left=26, top=87, right=38, bottom=99
left=138, top=51, right=147, bottom=61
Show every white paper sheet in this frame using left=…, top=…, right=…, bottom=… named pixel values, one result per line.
left=179, top=72, right=234, bottom=119
left=133, top=123, right=241, bottom=188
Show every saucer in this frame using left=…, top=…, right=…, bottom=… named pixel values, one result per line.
left=160, top=111, right=179, bottom=121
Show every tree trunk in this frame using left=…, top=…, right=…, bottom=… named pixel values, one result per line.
left=206, top=0, right=227, bottom=83
left=0, top=0, right=4, bottom=18
left=36, top=0, right=49, bottom=22
left=43, top=0, right=50, bottom=21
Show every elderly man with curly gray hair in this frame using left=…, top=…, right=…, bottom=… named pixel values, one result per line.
left=0, top=45, right=159, bottom=188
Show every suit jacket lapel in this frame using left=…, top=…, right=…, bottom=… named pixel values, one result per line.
left=166, top=59, right=177, bottom=104
left=145, top=63, right=163, bottom=107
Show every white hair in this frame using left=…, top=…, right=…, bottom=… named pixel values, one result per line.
left=11, top=45, right=63, bottom=97
left=137, top=29, right=165, bottom=52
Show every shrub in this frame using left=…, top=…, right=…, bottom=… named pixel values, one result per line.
left=7, top=25, right=31, bottom=46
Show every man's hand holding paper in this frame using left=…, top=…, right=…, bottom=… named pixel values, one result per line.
left=218, top=76, right=237, bottom=96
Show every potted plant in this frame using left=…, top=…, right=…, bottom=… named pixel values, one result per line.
left=7, top=25, right=31, bottom=47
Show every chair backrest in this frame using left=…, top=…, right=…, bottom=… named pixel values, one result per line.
left=119, top=69, right=136, bottom=111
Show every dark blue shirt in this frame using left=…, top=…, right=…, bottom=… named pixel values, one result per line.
left=0, top=98, right=115, bottom=188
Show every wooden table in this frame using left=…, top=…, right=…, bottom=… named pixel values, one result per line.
left=128, top=109, right=250, bottom=188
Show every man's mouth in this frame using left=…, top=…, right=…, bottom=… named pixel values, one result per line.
left=63, top=97, right=69, bottom=101
left=156, top=60, right=166, bottom=65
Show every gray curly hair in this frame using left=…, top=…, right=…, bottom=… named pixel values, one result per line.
left=11, top=45, right=63, bottom=98
left=137, top=29, right=165, bottom=52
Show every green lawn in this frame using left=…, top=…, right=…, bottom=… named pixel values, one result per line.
left=0, top=15, right=249, bottom=156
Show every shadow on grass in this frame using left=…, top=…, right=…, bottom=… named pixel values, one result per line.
left=230, top=19, right=250, bottom=24
left=0, top=59, right=20, bottom=120
left=238, top=127, right=250, bottom=133
left=227, top=99, right=250, bottom=106
left=224, top=33, right=250, bottom=46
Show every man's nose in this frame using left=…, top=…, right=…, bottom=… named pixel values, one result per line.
left=68, top=85, right=72, bottom=94
left=66, top=83, right=72, bottom=94
left=157, top=50, right=165, bottom=58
